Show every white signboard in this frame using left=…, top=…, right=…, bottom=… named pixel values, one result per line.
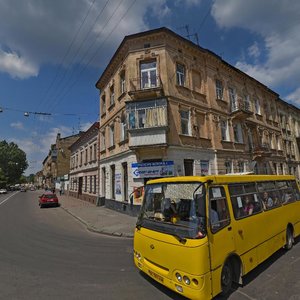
left=131, top=161, right=174, bottom=179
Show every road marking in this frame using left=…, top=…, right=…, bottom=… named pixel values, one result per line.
left=291, top=257, right=300, bottom=265
left=236, top=290, right=257, bottom=300
left=0, top=192, right=18, bottom=206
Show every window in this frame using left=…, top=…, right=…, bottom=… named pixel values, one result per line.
left=84, top=176, right=87, bottom=192
left=200, top=160, right=209, bottom=176
left=225, top=161, right=232, bottom=174
left=110, top=85, right=115, bottom=106
left=127, top=98, right=167, bottom=130
left=100, top=131, right=105, bottom=151
left=80, top=151, right=83, bottom=166
left=254, top=98, right=261, bottom=114
left=209, top=186, right=230, bottom=232
left=176, top=63, right=185, bottom=86
left=101, top=167, right=106, bottom=196
left=244, top=94, right=251, bottom=111
left=215, top=79, right=223, bottom=100
left=229, top=87, right=237, bottom=111
left=229, top=183, right=262, bottom=218
left=120, top=113, right=128, bottom=142
left=111, top=165, right=115, bottom=199
left=109, top=124, right=114, bottom=147
left=101, top=94, right=106, bottom=115
left=94, top=175, right=97, bottom=194
left=180, top=110, right=191, bottom=135
left=237, top=161, right=245, bottom=173
left=276, top=135, right=281, bottom=150
left=93, top=144, right=97, bottom=161
left=89, top=146, right=92, bottom=162
left=140, top=61, right=157, bottom=89
left=221, top=119, right=230, bottom=141
left=89, top=176, right=92, bottom=193
left=85, top=149, right=88, bottom=164
left=184, top=159, right=194, bottom=176
left=233, top=123, right=243, bottom=143
left=120, top=71, right=126, bottom=94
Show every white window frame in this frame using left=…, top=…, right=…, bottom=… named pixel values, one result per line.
left=221, top=119, right=230, bottom=141
left=254, top=98, right=261, bottom=115
left=176, top=63, right=185, bottom=86
left=225, top=161, right=232, bottom=174
left=229, top=87, right=237, bottom=112
left=140, top=61, right=157, bottom=89
left=180, top=109, right=191, bottom=136
left=233, top=123, right=243, bottom=143
left=120, top=72, right=126, bottom=94
left=100, top=131, right=105, bottom=151
left=110, top=85, right=115, bottom=106
left=109, top=124, right=114, bottom=147
left=215, top=79, right=223, bottom=100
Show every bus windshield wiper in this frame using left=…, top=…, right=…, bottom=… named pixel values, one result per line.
left=172, top=234, right=187, bottom=244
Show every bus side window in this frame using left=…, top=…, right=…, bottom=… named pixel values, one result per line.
left=291, top=181, right=300, bottom=201
left=209, top=187, right=230, bottom=232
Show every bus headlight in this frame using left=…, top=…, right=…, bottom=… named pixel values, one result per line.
left=183, top=276, right=191, bottom=285
left=175, top=272, right=182, bottom=282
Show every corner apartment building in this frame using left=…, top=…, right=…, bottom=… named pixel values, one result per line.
left=69, top=122, right=99, bottom=204
left=42, top=132, right=81, bottom=189
left=95, top=27, right=300, bottom=214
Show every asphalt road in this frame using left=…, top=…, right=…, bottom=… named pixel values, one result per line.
left=0, top=191, right=299, bottom=300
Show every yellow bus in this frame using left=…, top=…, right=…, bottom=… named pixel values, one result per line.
left=133, top=175, right=300, bottom=299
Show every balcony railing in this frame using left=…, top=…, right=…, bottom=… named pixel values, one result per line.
left=128, top=76, right=164, bottom=100
left=231, top=100, right=252, bottom=113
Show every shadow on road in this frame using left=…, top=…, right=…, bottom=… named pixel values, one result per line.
left=139, top=237, right=300, bottom=300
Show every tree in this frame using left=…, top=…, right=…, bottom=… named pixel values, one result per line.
left=0, top=140, right=28, bottom=184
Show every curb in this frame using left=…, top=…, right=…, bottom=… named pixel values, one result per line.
left=60, top=206, right=134, bottom=238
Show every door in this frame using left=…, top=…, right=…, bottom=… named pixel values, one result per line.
left=122, top=162, right=128, bottom=202
left=78, top=177, right=83, bottom=196
left=207, top=186, right=235, bottom=296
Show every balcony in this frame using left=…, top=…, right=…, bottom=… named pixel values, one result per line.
left=128, top=75, right=164, bottom=100
left=251, top=143, right=271, bottom=159
left=230, top=100, right=253, bottom=119
left=126, top=98, right=168, bottom=148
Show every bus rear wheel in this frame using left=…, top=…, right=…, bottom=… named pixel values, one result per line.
left=285, top=227, right=294, bottom=250
left=221, top=261, right=233, bottom=296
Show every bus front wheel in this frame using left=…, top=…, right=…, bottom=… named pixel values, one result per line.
left=285, top=227, right=294, bottom=250
left=220, top=261, right=233, bottom=296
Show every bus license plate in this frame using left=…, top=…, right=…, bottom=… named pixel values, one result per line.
left=148, top=270, right=164, bottom=283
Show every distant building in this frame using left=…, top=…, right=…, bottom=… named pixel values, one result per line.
left=95, top=27, right=300, bottom=215
left=69, top=122, right=99, bottom=204
left=42, top=132, right=82, bottom=189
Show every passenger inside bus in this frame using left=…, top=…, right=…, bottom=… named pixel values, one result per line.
left=262, top=191, right=273, bottom=209
left=243, top=196, right=254, bottom=215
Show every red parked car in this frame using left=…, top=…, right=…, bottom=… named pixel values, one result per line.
left=39, top=192, right=59, bottom=208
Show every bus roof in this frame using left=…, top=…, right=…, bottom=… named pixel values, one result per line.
left=146, top=174, right=296, bottom=185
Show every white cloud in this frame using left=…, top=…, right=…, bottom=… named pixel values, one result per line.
left=10, top=125, right=74, bottom=175
left=211, top=0, right=300, bottom=102
left=248, top=42, right=260, bottom=59
left=10, top=121, right=25, bottom=130
left=0, top=0, right=175, bottom=79
left=286, top=87, right=300, bottom=106
left=0, top=49, right=38, bottom=79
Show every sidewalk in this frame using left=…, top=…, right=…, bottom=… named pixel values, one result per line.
left=58, top=193, right=137, bottom=238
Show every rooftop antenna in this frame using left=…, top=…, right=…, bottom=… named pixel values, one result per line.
left=177, top=25, right=199, bottom=45
left=78, top=117, right=82, bottom=133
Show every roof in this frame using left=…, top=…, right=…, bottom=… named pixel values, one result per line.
left=95, top=27, right=278, bottom=97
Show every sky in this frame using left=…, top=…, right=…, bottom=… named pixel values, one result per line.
left=0, top=0, right=300, bottom=175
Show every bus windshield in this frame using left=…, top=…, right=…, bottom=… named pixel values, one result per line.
left=137, top=182, right=207, bottom=241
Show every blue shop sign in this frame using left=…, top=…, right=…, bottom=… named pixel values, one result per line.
left=131, top=161, right=174, bottom=179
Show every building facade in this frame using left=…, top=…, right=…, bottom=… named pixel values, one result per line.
left=42, top=132, right=81, bottom=190
left=95, top=27, right=300, bottom=215
left=69, top=122, right=99, bottom=205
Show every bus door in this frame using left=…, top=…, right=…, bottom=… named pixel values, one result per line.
left=207, top=185, right=235, bottom=297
